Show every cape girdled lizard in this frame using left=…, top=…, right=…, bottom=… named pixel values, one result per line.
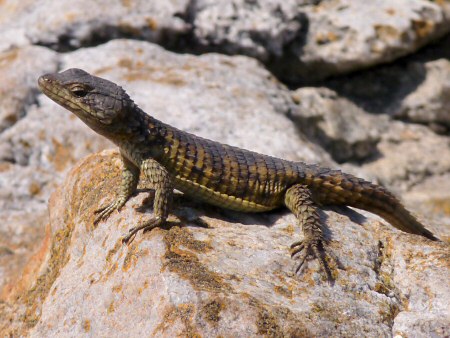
left=38, top=68, right=438, bottom=279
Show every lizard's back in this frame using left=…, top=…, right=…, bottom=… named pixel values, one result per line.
left=157, top=123, right=437, bottom=240
left=157, top=124, right=302, bottom=212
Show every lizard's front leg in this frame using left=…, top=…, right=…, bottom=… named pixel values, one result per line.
left=284, top=184, right=336, bottom=280
left=122, top=158, right=173, bottom=244
left=94, top=153, right=139, bottom=224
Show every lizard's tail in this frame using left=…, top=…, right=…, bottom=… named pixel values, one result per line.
left=305, top=166, right=438, bottom=241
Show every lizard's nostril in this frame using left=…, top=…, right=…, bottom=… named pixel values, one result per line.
left=38, top=76, right=48, bottom=84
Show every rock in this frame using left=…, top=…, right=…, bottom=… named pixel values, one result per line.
left=396, top=58, right=450, bottom=132
left=3, top=150, right=444, bottom=337
left=0, top=40, right=329, bottom=332
left=192, top=0, right=450, bottom=81
left=2, top=1, right=449, bottom=82
left=283, top=0, right=450, bottom=81
left=402, top=173, right=450, bottom=240
left=0, top=45, right=59, bottom=303
left=0, top=46, right=58, bottom=133
left=0, top=0, right=191, bottom=52
left=192, top=0, right=306, bottom=61
left=290, top=87, right=382, bottom=163
left=287, top=83, right=450, bottom=194
left=326, top=34, right=450, bottom=132
left=389, top=238, right=450, bottom=337
left=360, top=121, right=450, bottom=192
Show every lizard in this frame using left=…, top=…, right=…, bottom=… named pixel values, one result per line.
left=38, top=68, right=438, bottom=277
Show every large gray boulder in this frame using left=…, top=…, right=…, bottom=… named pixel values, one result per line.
left=19, top=150, right=450, bottom=337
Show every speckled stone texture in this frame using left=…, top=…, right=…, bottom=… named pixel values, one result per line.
left=23, top=150, right=450, bottom=337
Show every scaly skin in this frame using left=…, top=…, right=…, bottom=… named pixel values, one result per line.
left=38, top=68, right=438, bottom=278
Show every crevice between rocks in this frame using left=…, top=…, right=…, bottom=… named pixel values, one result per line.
left=370, top=239, right=404, bottom=333
left=34, top=24, right=193, bottom=54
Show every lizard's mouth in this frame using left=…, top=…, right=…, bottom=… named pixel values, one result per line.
left=38, top=75, right=86, bottom=115
left=38, top=74, right=115, bottom=131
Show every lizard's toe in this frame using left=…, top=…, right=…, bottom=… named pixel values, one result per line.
left=290, top=239, right=336, bottom=281
left=290, top=243, right=305, bottom=258
left=94, top=199, right=126, bottom=224
left=121, top=217, right=164, bottom=245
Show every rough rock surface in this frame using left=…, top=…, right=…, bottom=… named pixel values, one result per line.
left=0, top=46, right=58, bottom=132
left=290, top=87, right=382, bottom=163
left=396, top=58, right=450, bottom=130
left=0, top=39, right=327, bottom=309
left=1, top=0, right=449, bottom=82
left=0, top=0, right=191, bottom=52
left=191, top=0, right=306, bottom=60
left=193, top=0, right=450, bottom=81
left=283, top=0, right=450, bottom=81
left=288, top=86, right=450, bottom=192
left=326, top=33, right=450, bottom=132
left=360, top=122, right=450, bottom=191
left=9, top=151, right=449, bottom=337
left=0, top=46, right=60, bottom=304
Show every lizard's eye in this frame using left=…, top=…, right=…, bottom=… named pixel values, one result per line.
left=70, top=85, right=90, bottom=98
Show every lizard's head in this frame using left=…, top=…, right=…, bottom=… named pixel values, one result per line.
left=38, top=68, right=136, bottom=135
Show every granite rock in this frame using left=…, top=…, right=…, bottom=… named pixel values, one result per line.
left=2, top=0, right=449, bottom=82
left=0, top=0, right=191, bottom=52
left=192, top=0, right=450, bottom=81
left=9, top=150, right=449, bottom=337
left=0, top=40, right=328, bottom=318
left=290, top=87, right=382, bottom=163
left=396, top=58, right=450, bottom=131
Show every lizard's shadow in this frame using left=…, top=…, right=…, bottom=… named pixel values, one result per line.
left=135, top=189, right=368, bottom=238
left=135, top=189, right=281, bottom=229
left=134, top=190, right=355, bottom=279
left=325, top=205, right=368, bottom=226
left=217, top=208, right=335, bottom=243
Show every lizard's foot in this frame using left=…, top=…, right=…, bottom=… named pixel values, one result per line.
left=94, top=198, right=127, bottom=224
left=121, top=217, right=164, bottom=244
left=290, top=238, right=336, bottom=280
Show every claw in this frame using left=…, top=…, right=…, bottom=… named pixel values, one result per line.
left=294, top=250, right=309, bottom=274
left=290, top=240, right=302, bottom=249
left=290, top=242, right=305, bottom=258
left=122, top=231, right=137, bottom=245
left=94, top=198, right=126, bottom=224
left=121, top=217, right=163, bottom=244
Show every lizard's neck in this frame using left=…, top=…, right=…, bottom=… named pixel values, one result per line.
left=113, top=106, right=171, bottom=165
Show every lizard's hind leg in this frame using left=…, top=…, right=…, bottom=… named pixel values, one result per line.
left=284, top=184, right=336, bottom=280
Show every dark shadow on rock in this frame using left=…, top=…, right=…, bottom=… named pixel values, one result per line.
left=324, top=205, right=368, bottom=227
left=323, top=33, right=450, bottom=117
left=266, top=12, right=310, bottom=82
left=211, top=207, right=284, bottom=227
left=287, top=110, right=383, bottom=165
left=324, top=61, right=427, bottom=117
left=134, top=188, right=281, bottom=228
